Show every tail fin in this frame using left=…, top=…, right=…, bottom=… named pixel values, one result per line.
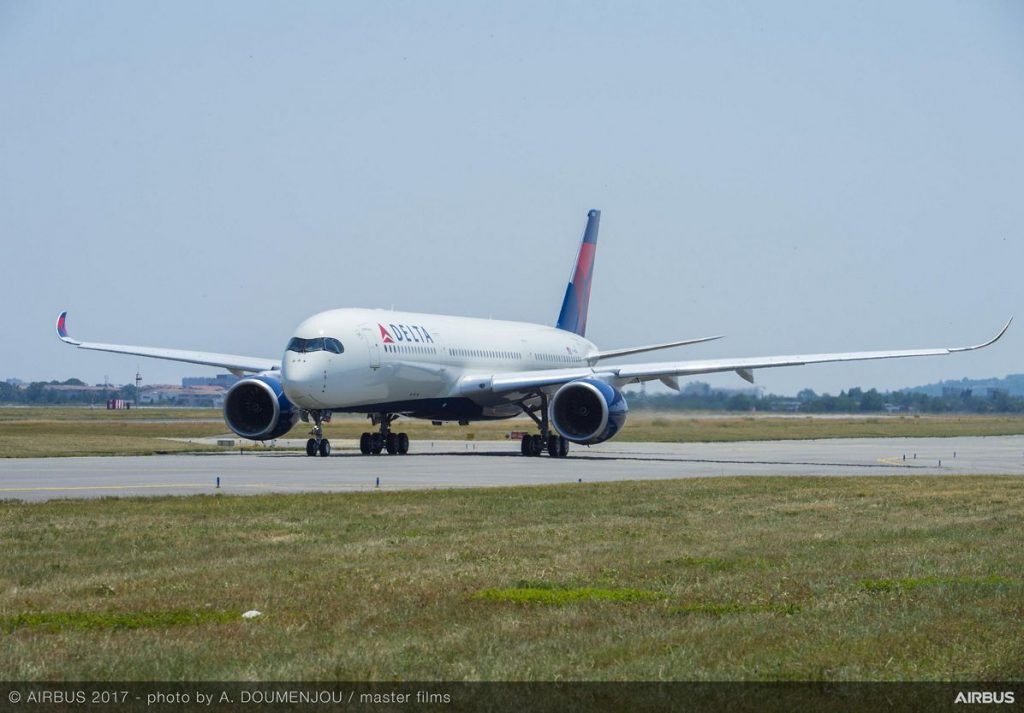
left=556, top=209, right=600, bottom=336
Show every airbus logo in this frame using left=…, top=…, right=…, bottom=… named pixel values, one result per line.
left=378, top=323, right=435, bottom=345
left=954, top=691, right=1015, bottom=704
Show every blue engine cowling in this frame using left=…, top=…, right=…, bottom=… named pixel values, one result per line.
left=549, top=378, right=628, bottom=445
left=223, top=375, right=299, bottom=441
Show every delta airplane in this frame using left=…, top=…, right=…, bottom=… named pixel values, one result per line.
left=56, top=210, right=1010, bottom=458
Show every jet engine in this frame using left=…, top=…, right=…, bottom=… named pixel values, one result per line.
left=223, top=375, right=299, bottom=441
left=549, top=378, right=628, bottom=445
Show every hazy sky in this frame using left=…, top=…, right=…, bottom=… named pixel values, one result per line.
left=2, top=1, right=1022, bottom=396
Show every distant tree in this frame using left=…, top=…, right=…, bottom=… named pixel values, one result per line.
left=726, top=394, right=755, bottom=411
left=860, top=388, right=884, bottom=412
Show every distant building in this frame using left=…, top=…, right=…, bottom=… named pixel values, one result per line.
left=5, top=378, right=25, bottom=386
left=140, top=384, right=227, bottom=407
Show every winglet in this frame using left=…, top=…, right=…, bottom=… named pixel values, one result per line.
left=949, top=317, right=1012, bottom=353
left=56, top=311, right=82, bottom=346
left=556, top=209, right=600, bottom=337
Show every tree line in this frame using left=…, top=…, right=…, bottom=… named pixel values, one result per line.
left=0, top=380, right=137, bottom=406
left=628, top=384, right=1024, bottom=414
left=4, top=378, right=1024, bottom=414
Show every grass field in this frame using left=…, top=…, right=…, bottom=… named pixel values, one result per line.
left=2, top=407, right=1024, bottom=458
left=1, top=476, right=1021, bottom=680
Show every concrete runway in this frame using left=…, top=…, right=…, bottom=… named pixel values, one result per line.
left=2, top=436, right=1023, bottom=501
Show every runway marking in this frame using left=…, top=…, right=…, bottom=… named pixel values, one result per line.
left=877, top=456, right=908, bottom=466
left=0, top=483, right=209, bottom=493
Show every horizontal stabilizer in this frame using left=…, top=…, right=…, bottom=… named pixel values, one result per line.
left=590, top=335, right=723, bottom=363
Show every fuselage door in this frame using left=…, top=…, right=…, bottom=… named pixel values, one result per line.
left=359, top=328, right=381, bottom=369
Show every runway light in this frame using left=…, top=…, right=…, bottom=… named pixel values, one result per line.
left=376, top=477, right=380, bottom=488
left=216, top=477, right=220, bottom=489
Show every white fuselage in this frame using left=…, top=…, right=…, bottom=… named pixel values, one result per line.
left=280, top=308, right=597, bottom=420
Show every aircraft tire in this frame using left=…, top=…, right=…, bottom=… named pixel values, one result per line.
left=359, top=432, right=371, bottom=454
left=397, top=433, right=410, bottom=454
left=558, top=436, right=569, bottom=458
left=306, top=439, right=318, bottom=457
left=318, top=439, right=331, bottom=457
left=385, top=433, right=398, bottom=455
left=521, top=434, right=531, bottom=456
left=371, top=432, right=384, bottom=455
left=547, top=435, right=559, bottom=457
left=530, top=434, right=544, bottom=457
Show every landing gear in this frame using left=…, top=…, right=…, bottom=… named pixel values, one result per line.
left=519, top=394, right=569, bottom=458
left=520, top=433, right=569, bottom=458
left=305, top=411, right=331, bottom=457
left=359, top=413, right=409, bottom=455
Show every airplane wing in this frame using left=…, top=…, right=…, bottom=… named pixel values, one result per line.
left=588, top=334, right=724, bottom=363
left=459, top=319, right=1012, bottom=397
left=55, top=311, right=280, bottom=374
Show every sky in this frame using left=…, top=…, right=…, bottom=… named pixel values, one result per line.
left=1, top=1, right=1022, bottom=396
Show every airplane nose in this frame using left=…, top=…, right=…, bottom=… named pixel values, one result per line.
left=281, top=357, right=325, bottom=407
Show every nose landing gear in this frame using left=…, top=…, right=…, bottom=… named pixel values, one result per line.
left=359, top=413, right=409, bottom=455
left=305, top=410, right=331, bottom=457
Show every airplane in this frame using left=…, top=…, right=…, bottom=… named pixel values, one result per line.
left=56, top=210, right=1011, bottom=459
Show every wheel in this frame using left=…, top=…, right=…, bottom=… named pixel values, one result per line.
left=397, top=432, right=410, bottom=454
left=306, top=439, right=318, bottom=456
left=547, top=435, right=559, bottom=457
left=558, top=436, right=569, bottom=458
left=385, top=432, right=398, bottom=455
left=318, top=439, right=331, bottom=457
left=359, top=432, right=371, bottom=454
left=371, top=432, right=384, bottom=454
left=521, top=434, right=531, bottom=456
left=530, top=434, right=544, bottom=457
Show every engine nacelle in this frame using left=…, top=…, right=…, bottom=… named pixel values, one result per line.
left=223, top=375, right=299, bottom=441
left=549, top=378, right=628, bottom=445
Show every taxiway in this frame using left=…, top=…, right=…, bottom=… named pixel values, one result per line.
left=1, top=436, right=1023, bottom=501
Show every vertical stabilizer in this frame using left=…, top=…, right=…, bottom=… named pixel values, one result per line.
left=556, top=209, right=600, bottom=336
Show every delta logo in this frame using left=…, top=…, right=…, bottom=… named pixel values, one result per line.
left=378, top=323, right=435, bottom=345
left=954, top=691, right=1015, bottom=704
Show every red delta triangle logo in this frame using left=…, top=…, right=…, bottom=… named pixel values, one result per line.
left=378, top=324, right=395, bottom=343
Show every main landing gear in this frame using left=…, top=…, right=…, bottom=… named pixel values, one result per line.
left=359, top=413, right=409, bottom=455
left=305, top=410, right=331, bottom=457
left=519, top=394, right=569, bottom=458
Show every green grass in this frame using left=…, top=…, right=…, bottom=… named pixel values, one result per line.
left=858, top=575, right=1015, bottom=593
left=0, top=610, right=240, bottom=633
left=473, top=586, right=663, bottom=605
left=3, top=408, right=1024, bottom=457
left=1, top=476, right=1022, bottom=680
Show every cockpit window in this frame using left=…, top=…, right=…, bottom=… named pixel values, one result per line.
left=325, top=338, right=344, bottom=354
left=287, top=336, right=344, bottom=354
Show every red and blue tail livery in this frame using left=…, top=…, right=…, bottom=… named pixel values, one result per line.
left=556, top=209, right=600, bottom=337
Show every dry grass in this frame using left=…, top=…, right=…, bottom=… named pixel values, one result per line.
left=3, top=408, right=1024, bottom=458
